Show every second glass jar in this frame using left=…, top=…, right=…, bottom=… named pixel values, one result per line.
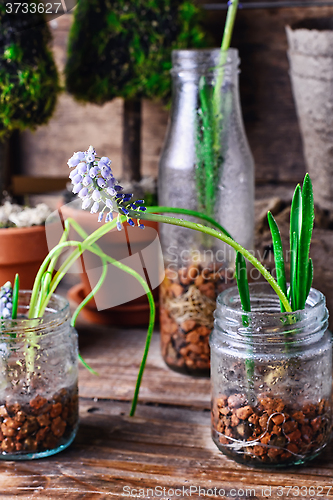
left=158, top=48, right=254, bottom=375
left=210, top=283, right=332, bottom=467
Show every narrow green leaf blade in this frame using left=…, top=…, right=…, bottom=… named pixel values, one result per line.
left=235, top=251, right=251, bottom=313
left=289, top=184, right=301, bottom=309
left=291, top=231, right=298, bottom=311
left=198, top=76, right=216, bottom=216
left=235, top=251, right=254, bottom=387
left=305, top=257, right=313, bottom=304
left=290, top=184, right=302, bottom=243
left=297, top=174, right=314, bottom=309
left=267, top=211, right=287, bottom=312
left=11, top=273, right=19, bottom=320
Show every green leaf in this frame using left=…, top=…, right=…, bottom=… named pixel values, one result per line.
left=235, top=251, right=254, bottom=389
left=107, top=12, right=122, bottom=32
left=290, top=231, right=298, bottom=311
left=297, top=174, right=314, bottom=310
left=289, top=184, right=301, bottom=310
left=290, top=184, right=302, bottom=243
left=305, top=257, right=313, bottom=304
left=198, top=76, right=215, bottom=216
left=267, top=211, right=287, bottom=312
left=235, top=251, right=251, bottom=313
left=11, top=273, right=19, bottom=320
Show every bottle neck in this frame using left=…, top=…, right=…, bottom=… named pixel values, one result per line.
left=171, top=48, right=239, bottom=83
left=169, top=48, right=241, bottom=130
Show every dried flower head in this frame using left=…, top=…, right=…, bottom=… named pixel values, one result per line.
left=67, top=146, right=146, bottom=230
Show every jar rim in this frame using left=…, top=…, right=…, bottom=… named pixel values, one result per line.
left=0, top=291, right=70, bottom=339
left=213, top=283, right=328, bottom=344
left=216, top=282, right=326, bottom=319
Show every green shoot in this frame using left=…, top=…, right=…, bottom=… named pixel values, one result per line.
left=267, top=211, right=287, bottom=312
left=235, top=251, right=254, bottom=389
left=11, top=273, right=19, bottom=320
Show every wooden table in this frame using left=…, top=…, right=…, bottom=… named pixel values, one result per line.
left=1, top=321, right=333, bottom=499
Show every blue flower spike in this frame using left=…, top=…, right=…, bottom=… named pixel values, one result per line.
left=67, top=146, right=146, bottom=228
left=0, top=282, right=13, bottom=320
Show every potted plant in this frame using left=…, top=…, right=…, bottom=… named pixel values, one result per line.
left=210, top=176, right=332, bottom=467
left=0, top=201, right=51, bottom=289
left=0, top=1, right=60, bottom=197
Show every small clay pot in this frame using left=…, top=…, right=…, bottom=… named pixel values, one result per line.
left=59, top=202, right=160, bottom=327
left=0, top=225, right=49, bottom=289
left=68, top=282, right=158, bottom=327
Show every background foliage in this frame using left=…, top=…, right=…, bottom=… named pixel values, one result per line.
left=0, top=1, right=59, bottom=140
left=65, top=0, right=207, bottom=104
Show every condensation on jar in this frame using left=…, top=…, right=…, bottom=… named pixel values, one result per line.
left=158, top=48, right=254, bottom=376
left=210, top=283, right=332, bottom=468
left=0, top=291, right=78, bottom=460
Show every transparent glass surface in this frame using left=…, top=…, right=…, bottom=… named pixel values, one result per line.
left=210, top=283, right=332, bottom=467
left=0, top=292, right=78, bottom=460
left=158, top=48, right=254, bottom=375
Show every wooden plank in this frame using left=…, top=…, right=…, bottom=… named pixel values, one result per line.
left=0, top=399, right=332, bottom=499
left=11, top=176, right=69, bottom=195
left=77, top=324, right=211, bottom=409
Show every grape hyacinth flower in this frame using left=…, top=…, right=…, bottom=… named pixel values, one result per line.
left=0, top=282, right=12, bottom=320
left=67, top=146, right=146, bottom=230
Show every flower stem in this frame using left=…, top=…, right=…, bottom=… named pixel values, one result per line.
left=221, top=0, right=239, bottom=52
left=144, top=206, right=233, bottom=239
left=133, top=211, right=292, bottom=313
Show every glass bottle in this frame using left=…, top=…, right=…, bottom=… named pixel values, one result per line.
left=210, top=283, right=332, bottom=468
left=0, top=291, right=78, bottom=460
left=158, top=48, right=254, bottom=375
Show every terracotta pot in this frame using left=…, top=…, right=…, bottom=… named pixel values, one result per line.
left=68, top=282, right=158, bottom=327
left=0, top=225, right=49, bottom=289
left=58, top=201, right=160, bottom=326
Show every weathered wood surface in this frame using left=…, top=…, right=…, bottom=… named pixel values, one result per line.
left=0, top=322, right=333, bottom=499
left=2, top=397, right=333, bottom=499
left=77, top=326, right=211, bottom=408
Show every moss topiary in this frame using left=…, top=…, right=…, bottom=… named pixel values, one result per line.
left=65, top=0, right=207, bottom=104
left=0, top=1, right=60, bottom=140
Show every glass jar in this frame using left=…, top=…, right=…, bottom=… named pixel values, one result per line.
left=0, top=291, right=78, bottom=460
left=210, top=283, right=332, bottom=468
left=158, top=48, right=254, bottom=375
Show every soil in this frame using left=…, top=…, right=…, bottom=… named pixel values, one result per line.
left=160, top=263, right=235, bottom=375
left=212, top=393, right=331, bottom=466
left=0, top=386, right=78, bottom=455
